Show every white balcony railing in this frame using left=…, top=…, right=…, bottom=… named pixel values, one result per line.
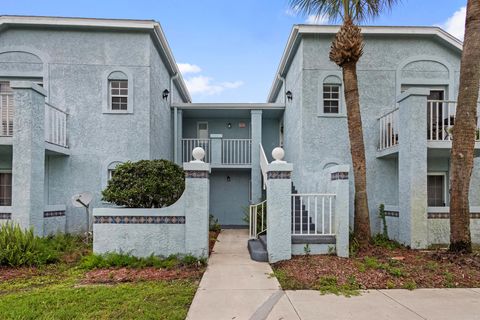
left=378, top=108, right=399, bottom=151
left=45, top=103, right=68, bottom=147
left=259, top=144, right=268, bottom=189
left=0, top=93, right=14, bottom=137
left=292, top=194, right=336, bottom=236
left=249, top=200, right=266, bottom=239
left=181, top=139, right=211, bottom=163
left=222, top=138, right=252, bottom=165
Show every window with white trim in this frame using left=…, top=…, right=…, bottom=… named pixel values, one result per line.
left=323, top=84, right=340, bottom=114
left=0, top=171, right=12, bottom=206
left=109, top=80, right=128, bottom=111
left=107, top=161, right=123, bottom=182
left=427, top=173, right=447, bottom=207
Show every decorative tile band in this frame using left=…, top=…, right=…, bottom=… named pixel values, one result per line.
left=44, top=211, right=66, bottom=218
left=267, top=171, right=292, bottom=179
left=94, top=215, right=186, bottom=224
left=185, top=171, right=209, bottom=178
left=384, top=211, right=399, bottom=217
left=428, top=212, right=480, bottom=219
left=331, top=172, right=349, bottom=181
left=0, top=212, right=11, bottom=220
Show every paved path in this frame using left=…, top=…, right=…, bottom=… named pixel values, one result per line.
left=188, top=229, right=480, bottom=320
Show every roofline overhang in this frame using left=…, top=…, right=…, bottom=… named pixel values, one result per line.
left=267, top=25, right=464, bottom=103
left=172, top=103, right=285, bottom=110
left=0, top=15, right=191, bottom=102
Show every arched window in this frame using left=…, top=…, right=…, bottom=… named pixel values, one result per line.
left=318, top=74, right=345, bottom=117
left=107, top=161, right=123, bottom=181
left=102, top=68, right=133, bottom=114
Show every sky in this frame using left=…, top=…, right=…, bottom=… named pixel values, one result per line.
left=0, top=0, right=468, bottom=103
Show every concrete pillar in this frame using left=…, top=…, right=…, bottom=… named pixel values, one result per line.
left=210, top=133, right=222, bottom=165
left=398, top=88, right=429, bottom=249
left=251, top=110, right=263, bottom=203
left=266, top=148, right=292, bottom=262
left=175, top=108, right=183, bottom=164
left=11, top=81, right=46, bottom=236
left=184, top=150, right=210, bottom=258
left=327, top=165, right=350, bottom=257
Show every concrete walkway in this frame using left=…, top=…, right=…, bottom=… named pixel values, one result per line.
left=187, top=229, right=480, bottom=320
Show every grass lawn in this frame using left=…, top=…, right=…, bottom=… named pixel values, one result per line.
left=0, top=231, right=222, bottom=320
left=272, top=236, right=480, bottom=296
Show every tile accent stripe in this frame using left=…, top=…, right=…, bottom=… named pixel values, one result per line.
left=267, top=171, right=291, bottom=179
left=331, top=172, right=349, bottom=180
left=0, top=212, right=11, bottom=219
left=384, top=211, right=399, bottom=217
left=428, top=212, right=480, bottom=219
left=185, top=171, right=209, bottom=178
left=44, top=211, right=66, bottom=218
left=94, top=215, right=186, bottom=224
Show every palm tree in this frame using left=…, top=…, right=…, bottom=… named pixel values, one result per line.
left=449, top=0, right=480, bottom=253
left=290, top=0, right=399, bottom=244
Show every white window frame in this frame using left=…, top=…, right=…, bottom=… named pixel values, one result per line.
left=427, top=172, right=448, bottom=207
left=102, top=69, right=134, bottom=114
left=109, top=80, right=129, bottom=111
left=318, top=72, right=346, bottom=118
left=323, top=84, right=341, bottom=114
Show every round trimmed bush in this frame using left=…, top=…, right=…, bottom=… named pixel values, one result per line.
left=102, top=159, right=185, bottom=208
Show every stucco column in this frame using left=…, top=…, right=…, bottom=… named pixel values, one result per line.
left=11, top=81, right=46, bottom=236
left=184, top=152, right=210, bottom=258
left=327, top=165, right=350, bottom=257
left=251, top=110, right=263, bottom=203
left=175, top=108, right=183, bottom=164
left=210, top=133, right=222, bottom=165
left=266, top=148, right=292, bottom=262
left=398, top=88, right=429, bottom=249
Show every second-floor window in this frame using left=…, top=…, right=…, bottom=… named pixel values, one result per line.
left=109, top=80, right=128, bottom=111
left=323, top=84, right=340, bottom=114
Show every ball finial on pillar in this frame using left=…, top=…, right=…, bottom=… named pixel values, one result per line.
left=272, top=147, right=286, bottom=163
left=192, top=147, right=205, bottom=162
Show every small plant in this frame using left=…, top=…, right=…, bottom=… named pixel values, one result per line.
left=386, top=280, right=396, bottom=289
left=0, top=222, right=59, bottom=267
left=372, top=234, right=401, bottom=250
left=444, top=271, right=455, bottom=288
left=102, top=159, right=185, bottom=208
left=378, top=204, right=388, bottom=238
left=316, top=276, right=360, bottom=297
left=402, top=280, right=417, bottom=290
left=209, top=214, right=221, bottom=232
left=304, top=244, right=311, bottom=256
left=349, top=231, right=360, bottom=257
left=426, top=261, right=439, bottom=271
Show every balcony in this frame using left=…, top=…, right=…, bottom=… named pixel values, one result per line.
left=181, top=137, right=252, bottom=167
left=377, top=100, right=480, bottom=157
left=0, top=92, right=68, bottom=150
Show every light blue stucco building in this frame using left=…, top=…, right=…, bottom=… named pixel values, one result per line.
left=0, top=16, right=479, bottom=252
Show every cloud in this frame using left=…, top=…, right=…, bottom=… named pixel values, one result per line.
left=178, top=63, right=202, bottom=74
left=440, top=6, right=466, bottom=40
left=306, top=14, right=329, bottom=24
left=184, top=76, right=244, bottom=96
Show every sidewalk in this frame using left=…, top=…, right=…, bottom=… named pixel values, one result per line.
left=187, top=229, right=480, bottom=320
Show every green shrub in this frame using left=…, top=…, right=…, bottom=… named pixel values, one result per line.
left=102, top=159, right=185, bottom=208
left=0, top=222, right=59, bottom=267
left=80, top=252, right=206, bottom=270
left=209, top=214, right=221, bottom=232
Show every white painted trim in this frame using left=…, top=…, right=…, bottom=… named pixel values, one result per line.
left=172, top=103, right=285, bottom=110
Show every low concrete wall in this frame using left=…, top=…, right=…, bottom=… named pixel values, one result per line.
left=427, top=219, right=480, bottom=245
left=43, top=204, right=66, bottom=235
left=292, top=244, right=334, bottom=255
left=93, top=161, right=210, bottom=258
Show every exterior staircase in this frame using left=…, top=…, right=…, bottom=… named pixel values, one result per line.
left=247, top=234, right=268, bottom=262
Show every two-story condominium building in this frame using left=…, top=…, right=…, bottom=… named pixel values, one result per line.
left=0, top=15, right=479, bottom=250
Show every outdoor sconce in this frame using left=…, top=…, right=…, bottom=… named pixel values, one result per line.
left=227, top=122, right=232, bottom=129
left=162, top=89, right=170, bottom=100
left=286, top=90, right=293, bottom=101
left=227, top=176, right=231, bottom=182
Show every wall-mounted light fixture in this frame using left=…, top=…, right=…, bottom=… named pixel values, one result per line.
left=286, top=90, right=293, bottom=102
left=227, top=176, right=231, bottom=182
left=227, top=122, right=232, bottom=129
left=162, top=89, right=170, bottom=100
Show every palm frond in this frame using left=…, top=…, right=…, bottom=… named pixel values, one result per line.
left=289, top=0, right=400, bottom=23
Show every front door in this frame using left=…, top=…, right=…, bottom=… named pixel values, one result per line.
left=197, top=122, right=209, bottom=139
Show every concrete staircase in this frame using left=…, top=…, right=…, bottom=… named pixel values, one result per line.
left=247, top=234, right=268, bottom=262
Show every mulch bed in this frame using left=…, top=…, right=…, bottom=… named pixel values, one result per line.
left=273, top=244, right=480, bottom=290
left=82, top=267, right=203, bottom=284
left=0, top=267, right=38, bottom=282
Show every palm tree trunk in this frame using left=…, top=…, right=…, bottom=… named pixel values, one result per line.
left=342, top=62, right=371, bottom=244
left=449, top=0, right=480, bottom=253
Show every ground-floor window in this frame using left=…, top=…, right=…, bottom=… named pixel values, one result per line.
left=427, top=173, right=446, bottom=207
left=0, top=171, right=12, bottom=206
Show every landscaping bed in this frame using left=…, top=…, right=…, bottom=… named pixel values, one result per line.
left=272, top=238, right=480, bottom=295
